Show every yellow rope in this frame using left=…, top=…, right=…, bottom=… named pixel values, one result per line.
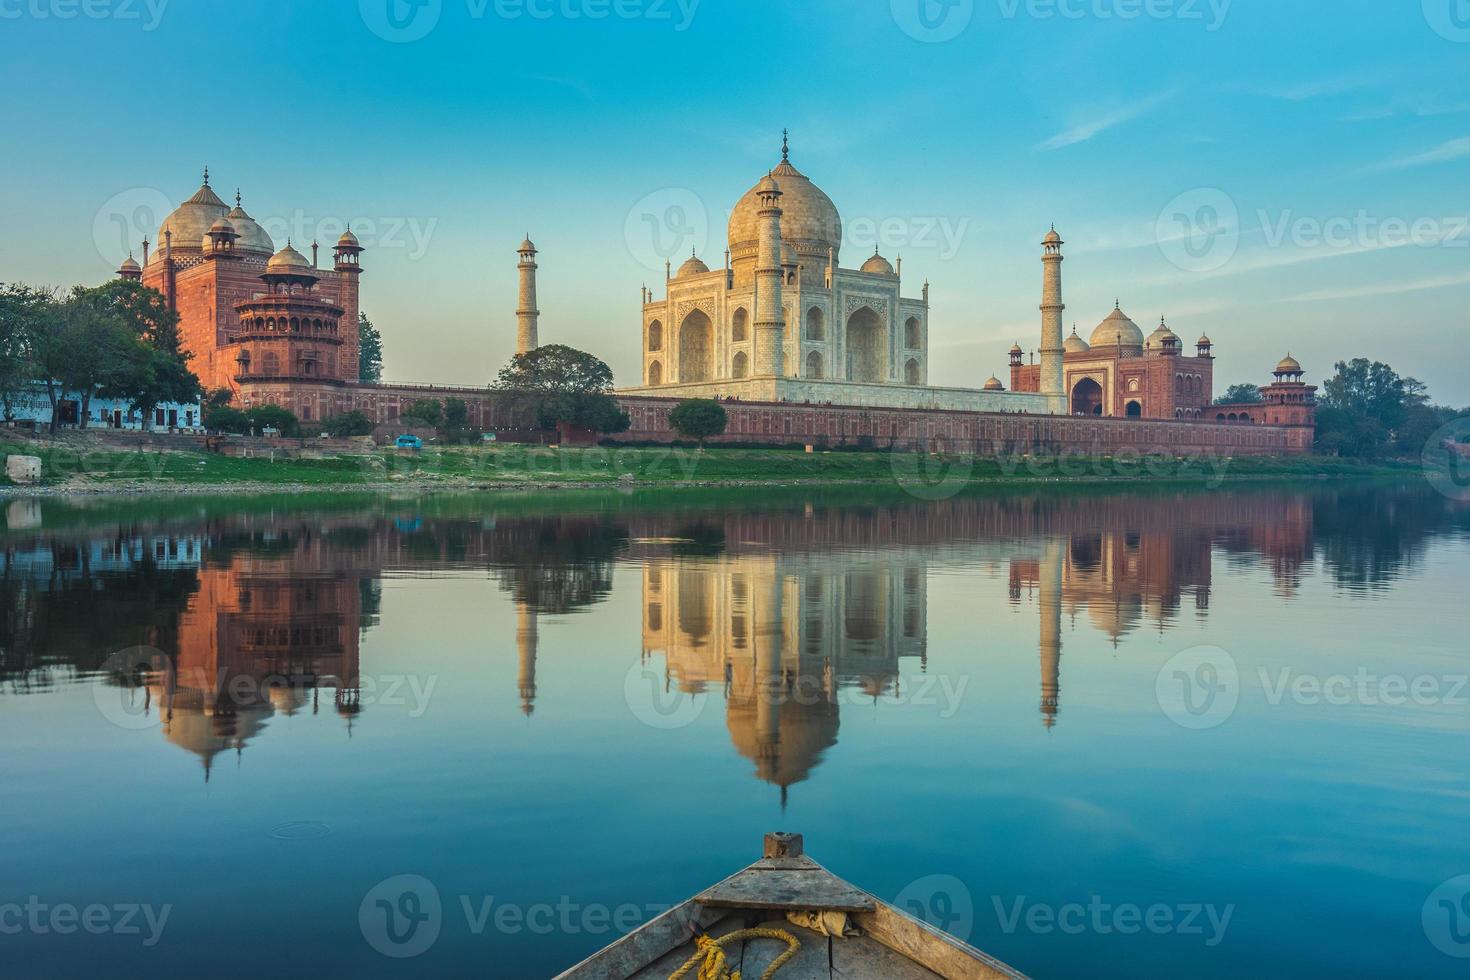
left=667, top=927, right=801, bottom=980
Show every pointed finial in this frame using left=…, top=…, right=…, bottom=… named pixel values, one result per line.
left=202, top=166, right=210, bottom=186
left=1115, top=298, right=1121, bottom=309
left=235, top=188, right=242, bottom=208
left=692, top=245, right=697, bottom=258
left=782, top=128, right=789, bottom=161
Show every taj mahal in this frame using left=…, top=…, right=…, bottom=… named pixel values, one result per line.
left=622, top=134, right=1314, bottom=430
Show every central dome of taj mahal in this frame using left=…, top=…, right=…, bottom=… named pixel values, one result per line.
left=727, top=136, right=841, bottom=284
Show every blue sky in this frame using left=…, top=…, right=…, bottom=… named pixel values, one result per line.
left=1, top=0, right=1467, bottom=402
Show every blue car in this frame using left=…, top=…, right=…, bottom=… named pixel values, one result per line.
left=395, top=434, right=424, bottom=450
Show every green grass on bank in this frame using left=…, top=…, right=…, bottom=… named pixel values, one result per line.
left=0, top=438, right=1417, bottom=492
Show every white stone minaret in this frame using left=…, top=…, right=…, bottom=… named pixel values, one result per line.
left=516, top=236, right=539, bottom=355
left=752, top=175, right=786, bottom=377
left=1039, top=227, right=1065, bottom=405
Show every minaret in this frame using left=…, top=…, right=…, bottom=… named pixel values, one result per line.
left=752, top=174, right=786, bottom=376
left=516, top=602, right=537, bottom=716
left=1039, top=226, right=1065, bottom=405
left=516, top=236, right=539, bottom=355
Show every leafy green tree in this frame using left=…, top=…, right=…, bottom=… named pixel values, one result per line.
left=205, top=387, right=234, bottom=408
left=203, top=405, right=250, bottom=434
left=668, top=399, right=728, bottom=447
left=247, top=404, right=299, bottom=436
left=1215, top=383, right=1262, bottom=405
left=404, top=398, right=443, bottom=428
left=35, top=288, right=142, bottom=431
left=437, top=397, right=478, bottom=444
left=0, top=284, right=52, bottom=420
left=84, top=279, right=201, bottom=430
left=494, top=345, right=628, bottom=435
left=495, top=344, right=614, bottom=394
left=1317, top=359, right=1409, bottom=457
left=358, top=312, right=383, bottom=383
left=324, top=410, right=375, bottom=437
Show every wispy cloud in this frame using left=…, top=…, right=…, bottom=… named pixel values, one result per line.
left=1367, top=136, right=1470, bottom=173
left=1036, top=93, right=1171, bottom=151
left=1240, top=71, right=1379, bottom=102
left=1279, top=271, right=1470, bottom=304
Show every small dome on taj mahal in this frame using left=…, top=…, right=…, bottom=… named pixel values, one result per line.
left=1276, top=354, right=1303, bottom=374
left=983, top=375, right=1005, bottom=391
left=1043, top=225, right=1062, bottom=245
left=860, top=249, right=895, bottom=275
left=516, top=234, right=534, bottom=253
left=677, top=252, right=710, bottom=277
left=1010, top=342, right=1024, bottom=354
left=1064, top=327, right=1090, bottom=353
left=340, top=227, right=363, bottom=249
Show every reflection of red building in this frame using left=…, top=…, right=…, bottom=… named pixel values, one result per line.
left=153, top=538, right=364, bottom=778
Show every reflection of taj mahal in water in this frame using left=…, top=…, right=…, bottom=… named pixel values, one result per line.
left=0, top=493, right=1335, bottom=784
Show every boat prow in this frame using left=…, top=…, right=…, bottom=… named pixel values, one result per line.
left=554, top=832, right=1026, bottom=980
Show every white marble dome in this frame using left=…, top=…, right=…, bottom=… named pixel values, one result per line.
left=860, top=250, right=895, bottom=275
left=1089, top=305, right=1145, bottom=350
left=226, top=201, right=275, bottom=255
left=157, top=180, right=229, bottom=251
left=728, top=156, right=842, bottom=262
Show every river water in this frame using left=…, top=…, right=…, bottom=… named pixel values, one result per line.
left=1, top=482, right=1467, bottom=978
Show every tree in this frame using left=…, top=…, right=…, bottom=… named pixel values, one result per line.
left=437, top=397, right=478, bottom=444
left=205, top=387, right=234, bottom=408
left=203, top=405, right=250, bottom=434
left=493, top=345, right=628, bottom=435
left=247, top=404, right=299, bottom=436
left=324, top=410, right=375, bottom=437
left=495, top=344, right=615, bottom=394
left=668, top=399, right=728, bottom=447
left=1215, top=383, right=1262, bottom=405
left=358, top=312, right=383, bottom=383
left=403, top=398, right=443, bottom=428
left=74, top=280, right=201, bottom=431
left=0, top=284, right=51, bottom=420
left=37, top=288, right=142, bottom=431
left=1318, top=358, right=1408, bottom=457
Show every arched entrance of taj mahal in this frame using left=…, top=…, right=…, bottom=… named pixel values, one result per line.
left=845, top=307, right=885, bottom=383
left=677, top=309, right=714, bottom=382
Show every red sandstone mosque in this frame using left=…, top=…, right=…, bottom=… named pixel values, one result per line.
left=115, top=154, right=1315, bottom=452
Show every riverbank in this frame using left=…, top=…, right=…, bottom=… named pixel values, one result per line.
left=0, top=436, right=1415, bottom=497
left=0, top=437, right=1417, bottom=499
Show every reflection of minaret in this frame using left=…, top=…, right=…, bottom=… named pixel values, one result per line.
left=516, top=601, right=538, bottom=716
left=1039, top=538, right=1063, bottom=729
left=754, top=571, right=784, bottom=805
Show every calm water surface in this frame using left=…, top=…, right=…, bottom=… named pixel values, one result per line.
left=2, top=483, right=1468, bottom=978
